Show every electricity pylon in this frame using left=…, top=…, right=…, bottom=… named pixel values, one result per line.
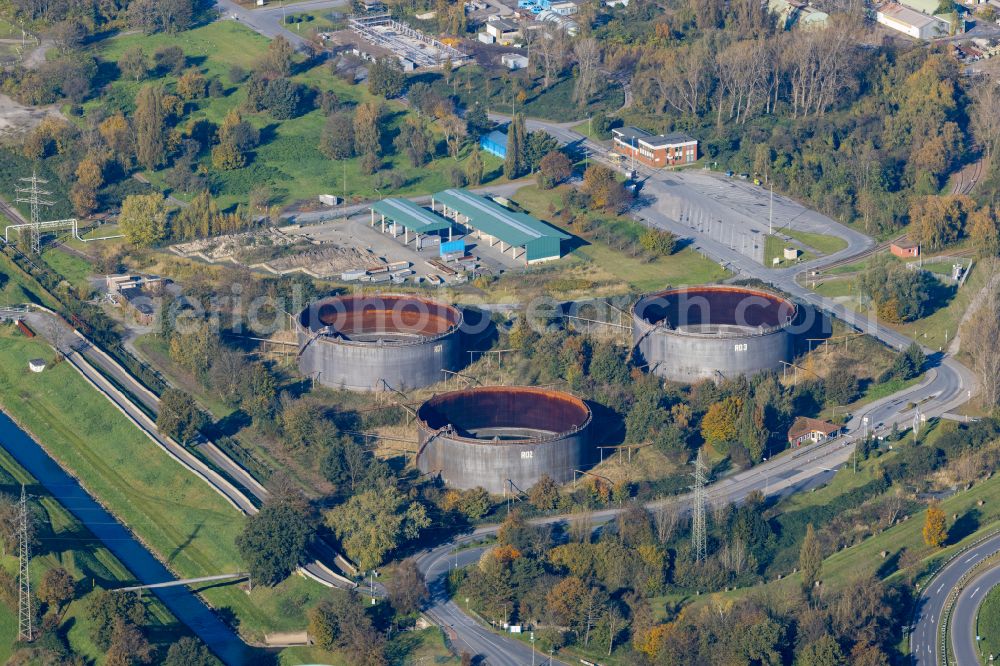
left=692, top=449, right=708, bottom=563
left=17, top=484, right=32, bottom=642
left=15, top=171, right=53, bottom=255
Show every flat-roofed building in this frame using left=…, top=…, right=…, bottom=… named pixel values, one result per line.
left=611, top=127, right=697, bottom=168
left=370, top=198, right=453, bottom=250
left=876, top=3, right=949, bottom=38
left=430, top=189, right=570, bottom=263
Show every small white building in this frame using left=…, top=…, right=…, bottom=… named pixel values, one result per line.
left=876, top=3, right=950, bottom=38
left=485, top=18, right=521, bottom=44
left=549, top=0, right=581, bottom=14
left=28, top=359, right=46, bottom=373
left=501, top=53, right=529, bottom=70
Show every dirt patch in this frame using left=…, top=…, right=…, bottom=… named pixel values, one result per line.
left=0, top=93, right=62, bottom=137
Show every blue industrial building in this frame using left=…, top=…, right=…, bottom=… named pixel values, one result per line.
left=479, top=129, right=508, bottom=158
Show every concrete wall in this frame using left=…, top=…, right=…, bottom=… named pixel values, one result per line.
left=634, top=318, right=792, bottom=383
left=297, top=327, right=463, bottom=392
left=416, top=427, right=590, bottom=493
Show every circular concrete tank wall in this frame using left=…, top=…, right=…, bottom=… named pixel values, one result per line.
left=416, top=386, right=593, bottom=493
left=633, top=285, right=797, bottom=383
left=296, top=294, right=463, bottom=392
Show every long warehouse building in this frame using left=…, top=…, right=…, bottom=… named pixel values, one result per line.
left=370, top=198, right=453, bottom=250
left=430, top=188, right=570, bottom=263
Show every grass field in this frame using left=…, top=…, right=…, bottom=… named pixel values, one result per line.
left=40, top=248, right=93, bottom=294
left=0, top=328, right=339, bottom=647
left=89, top=22, right=505, bottom=211
left=0, top=441, right=185, bottom=662
left=764, top=234, right=814, bottom=267
left=512, top=184, right=729, bottom=292
left=783, top=228, right=848, bottom=256
left=977, top=584, right=1000, bottom=663
left=0, top=251, right=54, bottom=308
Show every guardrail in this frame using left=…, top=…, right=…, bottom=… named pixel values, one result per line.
left=939, top=544, right=1000, bottom=665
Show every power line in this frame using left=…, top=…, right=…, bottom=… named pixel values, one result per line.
left=15, top=171, right=54, bottom=255
left=691, top=449, right=707, bottom=563
left=18, top=484, right=33, bottom=642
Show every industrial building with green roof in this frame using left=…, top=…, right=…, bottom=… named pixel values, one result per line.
left=369, top=197, right=454, bottom=249
left=430, top=189, right=570, bottom=263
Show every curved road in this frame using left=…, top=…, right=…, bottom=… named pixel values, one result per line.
left=912, top=533, right=1000, bottom=666
left=413, top=117, right=977, bottom=664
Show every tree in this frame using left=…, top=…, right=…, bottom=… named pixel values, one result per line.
left=321, top=112, right=356, bottom=160
left=798, top=635, right=844, bottom=666
left=503, top=114, right=527, bottom=179
left=572, top=37, right=600, bottom=106
left=324, top=484, right=430, bottom=569
left=154, top=45, right=186, bottom=74
left=157, top=389, right=206, bottom=444
left=134, top=85, right=168, bottom=170
left=440, top=113, right=467, bottom=159
left=923, top=502, right=947, bottom=547
left=236, top=501, right=316, bottom=585
left=260, top=36, right=294, bottom=77
left=106, top=617, right=154, bottom=666
left=176, top=68, right=207, bottom=100
left=119, top=194, right=169, bottom=247
left=87, top=590, right=146, bottom=650
left=969, top=206, right=1000, bottom=258
left=466, top=149, right=484, bottom=186
left=211, top=141, right=244, bottom=170
left=582, top=164, right=630, bottom=213
left=971, top=81, right=1000, bottom=159
left=353, top=102, right=383, bottom=157
left=38, top=567, right=75, bottom=613
left=367, top=57, right=405, bottom=98
left=799, top=523, right=822, bottom=593
left=387, top=559, right=428, bottom=614
left=163, top=637, right=219, bottom=666
left=529, top=474, right=559, bottom=511
left=118, top=46, right=148, bottom=82
left=962, top=285, right=1000, bottom=410
left=639, top=229, right=677, bottom=256
left=910, top=194, right=975, bottom=250
left=701, top=397, right=743, bottom=448
left=537, top=150, right=572, bottom=189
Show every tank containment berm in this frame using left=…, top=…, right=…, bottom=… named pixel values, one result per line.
left=415, top=386, right=593, bottom=494
left=296, top=294, right=464, bottom=392
left=632, top=285, right=798, bottom=383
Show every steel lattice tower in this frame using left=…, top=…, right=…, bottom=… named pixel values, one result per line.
left=15, top=171, right=53, bottom=255
left=691, top=449, right=708, bottom=562
left=17, top=485, right=32, bottom=642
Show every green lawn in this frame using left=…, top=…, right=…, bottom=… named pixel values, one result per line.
left=513, top=184, right=729, bottom=292
left=977, top=584, right=1000, bottom=664
left=0, top=445, right=185, bottom=662
left=764, top=234, right=814, bottom=267
left=90, top=22, right=505, bottom=210
left=782, top=229, right=848, bottom=256
left=40, top=247, right=93, bottom=294
left=0, top=251, right=54, bottom=308
left=0, top=329, right=333, bottom=645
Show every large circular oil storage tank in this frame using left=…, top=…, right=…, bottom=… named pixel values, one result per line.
left=415, top=387, right=592, bottom=494
left=296, top=294, right=463, bottom=392
left=632, top=285, right=797, bottom=383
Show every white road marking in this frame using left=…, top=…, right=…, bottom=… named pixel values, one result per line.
left=971, top=586, right=982, bottom=598
left=937, top=583, right=945, bottom=594
left=965, top=553, right=979, bottom=563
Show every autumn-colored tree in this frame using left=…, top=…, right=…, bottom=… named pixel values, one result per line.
left=353, top=101, right=383, bottom=157
left=969, top=206, right=1000, bottom=258
left=923, top=502, right=947, bottom=547
left=176, top=68, right=206, bottom=100
left=211, top=140, right=244, bottom=170
left=909, top=194, right=975, bottom=251
left=99, top=113, right=133, bottom=168
left=118, top=46, right=148, bottom=82
left=546, top=576, right=588, bottom=626
left=529, top=474, right=559, bottom=511
left=38, top=566, right=75, bottom=613
left=119, top=193, right=169, bottom=247
left=701, top=396, right=743, bottom=448
left=634, top=623, right=670, bottom=660
left=259, top=35, right=294, bottom=77
left=537, top=150, right=572, bottom=189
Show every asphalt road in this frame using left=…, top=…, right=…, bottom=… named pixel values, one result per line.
left=214, top=0, right=347, bottom=50
left=911, top=532, right=1000, bottom=666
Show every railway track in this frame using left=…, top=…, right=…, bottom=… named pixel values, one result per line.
left=952, top=155, right=985, bottom=196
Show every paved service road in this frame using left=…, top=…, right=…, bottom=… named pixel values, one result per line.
left=911, top=533, right=1000, bottom=666
left=214, top=0, right=347, bottom=50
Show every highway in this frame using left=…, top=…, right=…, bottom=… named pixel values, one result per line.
left=911, top=532, right=1000, bottom=666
